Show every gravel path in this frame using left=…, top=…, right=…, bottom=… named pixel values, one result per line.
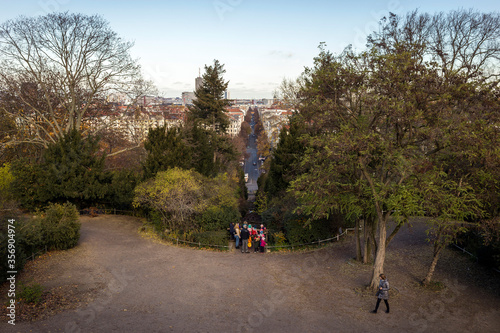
left=3, top=215, right=500, bottom=333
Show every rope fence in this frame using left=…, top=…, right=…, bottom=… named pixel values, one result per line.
left=265, top=228, right=353, bottom=250
left=163, top=235, right=230, bottom=249
left=80, top=208, right=140, bottom=216
left=78, top=209, right=355, bottom=251
left=30, top=246, right=48, bottom=261
left=451, top=244, right=477, bottom=259
left=452, top=243, right=500, bottom=274
left=161, top=228, right=354, bottom=251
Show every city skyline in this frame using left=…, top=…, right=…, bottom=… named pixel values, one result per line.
left=0, top=0, right=498, bottom=99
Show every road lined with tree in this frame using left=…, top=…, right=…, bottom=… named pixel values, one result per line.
left=244, top=108, right=260, bottom=199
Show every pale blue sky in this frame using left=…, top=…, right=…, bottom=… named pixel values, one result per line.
left=1, top=0, right=498, bottom=98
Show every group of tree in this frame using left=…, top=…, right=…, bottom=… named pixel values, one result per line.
left=0, top=12, right=157, bottom=163
left=3, top=8, right=499, bottom=290
left=132, top=60, right=247, bottom=243
left=0, top=11, right=250, bottom=284
left=0, top=12, right=157, bottom=213
left=134, top=168, right=240, bottom=233
left=0, top=12, right=247, bottom=243
left=259, top=8, right=500, bottom=288
left=9, top=129, right=138, bottom=210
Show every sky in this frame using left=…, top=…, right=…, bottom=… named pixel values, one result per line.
left=0, top=0, right=498, bottom=99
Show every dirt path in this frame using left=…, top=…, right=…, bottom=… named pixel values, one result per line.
left=2, top=215, right=500, bottom=332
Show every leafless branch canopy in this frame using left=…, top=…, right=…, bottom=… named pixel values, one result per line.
left=367, top=9, right=500, bottom=79
left=0, top=12, right=154, bottom=150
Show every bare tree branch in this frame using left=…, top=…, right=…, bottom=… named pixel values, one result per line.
left=0, top=12, right=156, bottom=154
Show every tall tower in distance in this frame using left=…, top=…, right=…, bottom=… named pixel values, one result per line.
left=195, top=68, right=203, bottom=91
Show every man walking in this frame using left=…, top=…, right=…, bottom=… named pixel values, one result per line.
left=240, top=223, right=250, bottom=253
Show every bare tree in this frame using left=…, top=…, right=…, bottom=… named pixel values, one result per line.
left=0, top=12, right=155, bottom=154
left=273, top=76, right=304, bottom=110
left=430, top=9, right=500, bottom=80
left=368, top=9, right=500, bottom=80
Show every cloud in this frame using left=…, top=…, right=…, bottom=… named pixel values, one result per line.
left=172, top=82, right=191, bottom=88
left=268, top=50, right=294, bottom=58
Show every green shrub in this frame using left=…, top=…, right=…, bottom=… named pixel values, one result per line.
left=0, top=218, right=28, bottom=282
left=106, top=169, right=139, bottom=210
left=196, top=205, right=240, bottom=231
left=36, top=202, right=81, bottom=250
left=147, top=209, right=166, bottom=233
left=0, top=163, right=14, bottom=200
left=19, top=217, right=44, bottom=254
left=9, top=160, right=45, bottom=210
left=284, top=214, right=339, bottom=245
left=192, top=230, right=228, bottom=248
left=0, top=204, right=80, bottom=282
left=457, top=227, right=500, bottom=270
left=18, top=282, right=44, bottom=304
left=271, top=231, right=288, bottom=250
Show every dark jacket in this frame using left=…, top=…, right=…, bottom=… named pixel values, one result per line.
left=377, top=279, right=389, bottom=300
left=240, top=228, right=250, bottom=240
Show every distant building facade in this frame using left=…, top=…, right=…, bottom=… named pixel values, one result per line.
left=88, top=104, right=187, bottom=143
left=182, top=91, right=196, bottom=106
left=225, top=107, right=245, bottom=137
left=195, top=76, right=203, bottom=91
left=258, top=107, right=293, bottom=147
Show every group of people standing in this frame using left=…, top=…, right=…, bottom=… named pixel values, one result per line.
left=230, top=222, right=266, bottom=253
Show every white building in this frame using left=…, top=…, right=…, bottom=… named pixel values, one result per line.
left=225, top=107, right=245, bottom=137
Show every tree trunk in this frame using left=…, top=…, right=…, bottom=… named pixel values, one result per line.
left=107, top=144, right=141, bottom=157
left=363, top=219, right=370, bottom=264
left=370, top=216, right=387, bottom=289
left=355, top=219, right=362, bottom=261
left=371, top=220, right=378, bottom=255
left=358, top=157, right=387, bottom=290
left=422, top=243, right=443, bottom=286
left=386, top=221, right=403, bottom=248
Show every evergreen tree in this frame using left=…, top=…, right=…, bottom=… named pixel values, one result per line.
left=142, top=123, right=236, bottom=179
left=188, top=124, right=219, bottom=177
left=41, top=130, right=108, bottom=207
left=11, top=130, right=109, bottom=209
left=188, top=60, right=230, bottom=134
left=143, top=126, right=192, bottom=179
left=264, top=114, right=306, bottom=198
left=186, top=60, right=237, bottom=176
